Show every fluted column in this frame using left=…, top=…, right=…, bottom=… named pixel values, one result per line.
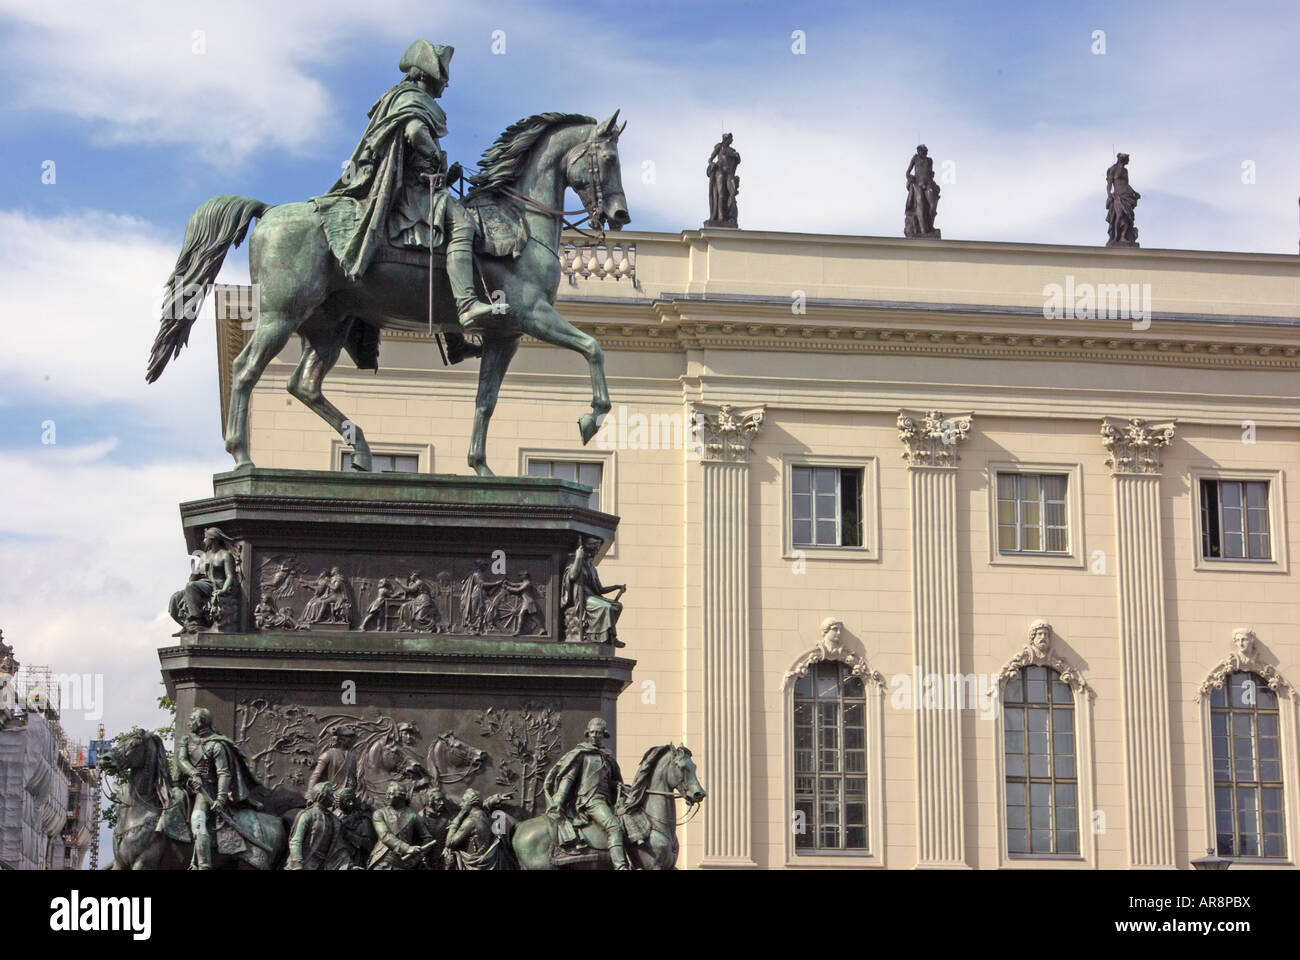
left=898, top=410, right=973, bottom=868
left=690, top=402, right=764, bottom=868
left=1101, top=416, right=1177, bottom=868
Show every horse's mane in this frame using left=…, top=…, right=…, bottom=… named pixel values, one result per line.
left=621, top=743, right=673, bottom=813
left=467, top=112, right=596, bottom=194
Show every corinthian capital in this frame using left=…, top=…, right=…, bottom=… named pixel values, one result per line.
left=1100, top=416, right=1175, bottom=475
left=897, top=410, right=972, bottom=467
left=689, top=403, right=765, bottom=463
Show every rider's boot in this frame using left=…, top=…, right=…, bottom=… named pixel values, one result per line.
left=192, top=839, right=213, bottom=871
left=609, top=840, right=631, bottom=871
left=446, top=225, right=501, bottom=335
left=444, top=329, right=482, bottom=364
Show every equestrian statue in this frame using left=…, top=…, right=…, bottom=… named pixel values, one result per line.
left=146, top=39, right=630, bottom=477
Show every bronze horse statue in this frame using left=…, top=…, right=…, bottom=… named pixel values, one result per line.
left=511, top=743, right=705, bottom=870
left=98, top=727, right=288, bottom=870
left=146, top=111, right=630, bottom=476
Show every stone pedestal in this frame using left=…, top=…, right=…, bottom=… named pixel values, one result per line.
left=158, top=468, right=634, bottom=814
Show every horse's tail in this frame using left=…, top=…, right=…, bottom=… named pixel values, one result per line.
left=145, top=194, right=269, bottom=383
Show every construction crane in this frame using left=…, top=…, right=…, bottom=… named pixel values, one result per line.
left=89, top=723, right=105, bottom=870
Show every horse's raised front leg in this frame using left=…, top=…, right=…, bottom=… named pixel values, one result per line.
left=518, top=301, right=610, bottom=445
left=289, top=319, right=372, bottom=471
left=225, top=312, right=302, bottom=468
left=467, top=335, right=520, bottom=477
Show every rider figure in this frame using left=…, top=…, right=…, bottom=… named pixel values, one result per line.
left=544, top=717, right=629, bottom=870
left=323, top=39, right=502, bottom=336
left=174, top=707, right=263, bottom=870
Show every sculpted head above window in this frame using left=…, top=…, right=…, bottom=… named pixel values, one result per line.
left=1028, top=619, right=1052, bottom=659
left=1232, top=628, right=1257, bottom=661
left=819, top=617, right=844, bottom=656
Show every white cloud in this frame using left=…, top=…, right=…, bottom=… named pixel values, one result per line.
left=0, top=209, right=233, bottom=426
left=0, top=441, right=218, bottom=745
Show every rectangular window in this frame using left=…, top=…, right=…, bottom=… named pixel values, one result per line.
left=339, top=452, right=419, bottom=474
left=528, top=459, right=603, bottom=511
left=997, top=473, right=1068, bottom=555
left=792, top=466, right=863, bottom=548
left=1201, top=479, right=1271, bottom=560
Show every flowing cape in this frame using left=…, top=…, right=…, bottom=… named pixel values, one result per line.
left=312, top=80, right=448, bottom=281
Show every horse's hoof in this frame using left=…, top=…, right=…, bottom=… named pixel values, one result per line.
left=577, top=412, right=603, bottom=445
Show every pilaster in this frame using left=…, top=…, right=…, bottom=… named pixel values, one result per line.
left=1101, top=415, right=1177, bottom=868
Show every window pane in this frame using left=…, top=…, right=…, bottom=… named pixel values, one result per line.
left=392, top=455, right=419, bottom=473
left=840, top=469, right=863, bottom=548
left=527, top=460, right=550, bottom=477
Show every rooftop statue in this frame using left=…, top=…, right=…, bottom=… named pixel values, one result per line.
left=1106, top=152, right=1140, bottom=247
left=146, top=39, right=630, bottom=477
left=705, top=132, right=740, bottom=227
left=904, top=144, right=941, bottom=239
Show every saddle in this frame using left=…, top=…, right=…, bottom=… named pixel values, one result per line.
left=464, top=192, right=529, bottom=260
left=545, top=807, right=652, bottom=867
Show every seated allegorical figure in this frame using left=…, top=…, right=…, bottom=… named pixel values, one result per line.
left=560, top=537, right=626, bottom=647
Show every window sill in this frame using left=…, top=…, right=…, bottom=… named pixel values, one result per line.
left=784, top=546, right=879, bottom=562
left=989, top=550, right=1083, bottom=569
left=1001, top=854, right=1088, bottom=869
left=1192, top=556, right=1286, bottom=574
left=787, top=851, right=883, bottom=869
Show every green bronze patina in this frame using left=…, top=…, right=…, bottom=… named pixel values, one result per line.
left=146, top=40, right=630, bottom=478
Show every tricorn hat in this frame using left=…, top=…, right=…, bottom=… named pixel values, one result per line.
left=399, top=40, right=453, bottom=82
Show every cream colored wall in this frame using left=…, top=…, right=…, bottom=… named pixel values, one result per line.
left=237, top=228, right=1300, bottom=870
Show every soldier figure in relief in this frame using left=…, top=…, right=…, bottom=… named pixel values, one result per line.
left=369, top=782, right=438, bottom=869
left=544, top=717, right=629, bottom=870
left=174, top=707, right=263, bottom=870
left=286, top=781, right=338, bottom=870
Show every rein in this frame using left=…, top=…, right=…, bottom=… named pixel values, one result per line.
left=640, top=786, right=704, bottom=828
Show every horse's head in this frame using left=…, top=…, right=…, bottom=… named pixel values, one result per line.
left=566, top=110, right=631, bottom=231
left=665, top=744, right=706, bottom=805
left=432, top=730, right=485, bottom=779
left=97, top=726, right=150, bottom=776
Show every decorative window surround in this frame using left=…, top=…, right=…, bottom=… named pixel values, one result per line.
left=1196, top=630, right=1299, bottom=867
left=989, top=620, right=1097, bottom=869
left=780, top=454, right=881, bottom=562
left=328, top=439, right=433, bottom=474
left=986, top=461, right=1085, bottom=568
left=781, top=618, right=886, bottom=868
left=1188, top=467, right=1289, bottom=574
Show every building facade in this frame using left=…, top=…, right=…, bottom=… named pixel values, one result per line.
left=223, top=227, right=1300, bottom=869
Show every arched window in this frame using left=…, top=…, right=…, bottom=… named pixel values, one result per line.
left=1003, top=665, right=1078, bottom=856
left=1210, top=672, right=1286, bottom=858
left=793, top=660, right=868, bottom=852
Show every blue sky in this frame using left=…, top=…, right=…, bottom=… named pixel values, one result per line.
left=0, top=0, right=1297, bottom=745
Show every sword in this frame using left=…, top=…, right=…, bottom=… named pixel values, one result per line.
left=191, top=779, right=260, bottom=849
left=421, top=171, right=449, bottom=366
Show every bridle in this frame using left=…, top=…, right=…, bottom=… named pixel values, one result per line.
left=494, top=128, right=615, bottom=246
left=641, top=750, right=705, bottom=828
